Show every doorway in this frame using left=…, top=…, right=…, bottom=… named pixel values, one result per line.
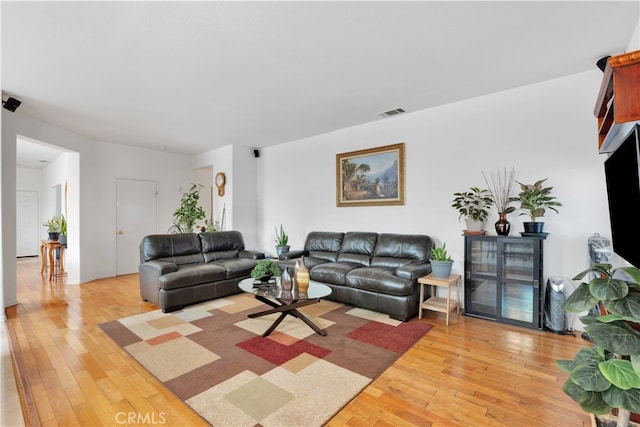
left=116, top=178, right=158, bottom=275
left=16, top=190, right=39, bottom=257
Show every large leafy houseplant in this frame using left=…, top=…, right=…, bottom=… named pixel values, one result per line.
left=451, top=187, right=494, bottom=222
left=173, top=183, right=206, bottom=232
left=510, top=178, right=562, bottom=222
left=557, top=263, right=640, bottom=427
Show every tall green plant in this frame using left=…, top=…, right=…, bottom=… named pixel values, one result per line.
left=557, top=263, right=640, bottom=427
left=173, top=183, right=206, bottom=231
left=274, top=224, right=288, bottom=246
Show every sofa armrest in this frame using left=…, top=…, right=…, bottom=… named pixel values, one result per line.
left=239, top=250, right=265, bottom=260
left=139, top=260, right=178, bottom=305
left=140, top=260, right=178, bottom=276
left=278, top=249, right=309, bottom=260
left=395, top=263, right=433, bottom=281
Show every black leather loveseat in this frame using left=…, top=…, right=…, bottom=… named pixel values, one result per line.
left=278, top=231, right=433, bottom=321
left=139, top=231, right=264, bottom=312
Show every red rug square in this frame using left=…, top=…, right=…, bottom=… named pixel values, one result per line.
left=347, top=320, right=433, bottom=353
left=237, top=335, right=331, bottom=365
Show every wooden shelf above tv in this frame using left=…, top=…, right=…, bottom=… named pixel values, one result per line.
left=594, top=49, right=640, bottom=153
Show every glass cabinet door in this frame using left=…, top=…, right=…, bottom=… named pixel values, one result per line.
left=501, top=239, right=537, bottom=324
left=466, top=239, right=498, bottom=318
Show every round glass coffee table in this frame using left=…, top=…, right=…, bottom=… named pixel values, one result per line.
left=238, top=278, right=332, bottom=337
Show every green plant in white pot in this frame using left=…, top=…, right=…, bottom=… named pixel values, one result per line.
left=557, top=263, right=640, bottom=427
left=430, top=242, right=453, bottom=279
left=451, top=187, right=494, bottom=232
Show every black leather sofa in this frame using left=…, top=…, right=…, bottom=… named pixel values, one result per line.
left=278, top=231, right=433, bottom=321
left=139, top=231, right=264, bottom=312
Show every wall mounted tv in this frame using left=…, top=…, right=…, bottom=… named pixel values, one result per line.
left=604, top=124, right=640, bottom=268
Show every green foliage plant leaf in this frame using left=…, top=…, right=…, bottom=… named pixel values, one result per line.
left=572, top=263, right=613, bottom=281
left=589, top=277, right=629, bottom=301
left=562, top=379, right=612, bottom=415
left=621, top=267, right=640, bottom=286
left=586, top=320, right=640, bottom=356
left=604, top=290, right=640, bottom=319
left=599, top=359, right=640, bottom=390
left=570, top=358, right=612, bottom=392
left=563, top=283, right=600, bottom=313
left=602, top=385, right=640, bottom=413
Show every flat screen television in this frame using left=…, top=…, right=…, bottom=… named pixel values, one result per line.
left=604, top=124, right=640, bottom=268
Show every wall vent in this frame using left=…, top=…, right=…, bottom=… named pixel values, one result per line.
left=378, top=108, right=406, bottom=118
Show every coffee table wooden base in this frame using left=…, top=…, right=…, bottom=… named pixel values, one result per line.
left=249, top=294, right=326, bottom=337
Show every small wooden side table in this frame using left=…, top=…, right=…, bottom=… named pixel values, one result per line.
left=418, top=273, right=461, bottom=326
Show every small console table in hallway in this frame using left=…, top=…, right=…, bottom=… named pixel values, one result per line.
left=40, top=240, right=66, bottom=281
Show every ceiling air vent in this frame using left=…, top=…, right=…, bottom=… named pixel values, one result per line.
left=378, top=108, right=406, bottom=118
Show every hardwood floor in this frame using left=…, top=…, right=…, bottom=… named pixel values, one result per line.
left=6, top=258, right=590, bottom=426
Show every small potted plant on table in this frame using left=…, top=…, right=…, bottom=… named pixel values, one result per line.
left=44, top=215, right=62, bottom=241
left=451, top=187, right=494, bottom=233
left=430, top=242, right=453, bottom=279
left=274, top=224, right=290, bottom=256
left=251, top=259, right=282, bottom=283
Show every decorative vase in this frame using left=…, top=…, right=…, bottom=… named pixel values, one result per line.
left=295, top=256, right=310, bottom=293
left=495, top=212, right=510, bottom=236
left=281, top=268, right=293, bottom=291
left=431, top=260, right=453, bottom=279
left=523, top=222, right=544, bottom=234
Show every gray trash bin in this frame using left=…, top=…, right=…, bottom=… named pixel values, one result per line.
left=544, top=277, right=573, bottom=334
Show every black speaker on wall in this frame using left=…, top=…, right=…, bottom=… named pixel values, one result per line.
left=253, top=149, right=260, bottom=158
left=2, top=97, right=21, bottom=112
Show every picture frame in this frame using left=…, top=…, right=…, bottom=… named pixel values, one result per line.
left=336, top=143, right=405, bottom=207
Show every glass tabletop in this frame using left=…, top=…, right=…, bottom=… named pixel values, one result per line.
left=238, top=278, right=332, bottom=301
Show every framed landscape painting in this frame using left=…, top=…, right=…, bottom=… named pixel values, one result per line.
left=336, top=143, right=405, bottom=207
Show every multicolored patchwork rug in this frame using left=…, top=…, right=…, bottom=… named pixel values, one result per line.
left=100, top=293, right=432, bottom=426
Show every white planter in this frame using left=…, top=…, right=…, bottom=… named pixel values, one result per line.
left=465, top=218, right=484, bottom=232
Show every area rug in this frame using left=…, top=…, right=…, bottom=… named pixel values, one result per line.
left=99, top=293, right=432, bottom=427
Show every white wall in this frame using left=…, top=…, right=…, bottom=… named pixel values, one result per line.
left=257, top=69, right=611, bottom=305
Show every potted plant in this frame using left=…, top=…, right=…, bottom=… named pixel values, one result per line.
left=430, top=242, right=453, bottom=279
left=59, top=215, right=67, bottom=245
left=451, top=187, right=494, bottom=232
left=274, top=224, right=290, bottom=256
left=482, top=167, right=517, bottom=236
left=509, top=178, right=562, bottom=234
left=172, top=183, right=206, bottom=233
left=44, top=215, right=62, bottom=241
left=557, top=263, right=640, bottom=427
left=250, top=259, right=282, bottom=282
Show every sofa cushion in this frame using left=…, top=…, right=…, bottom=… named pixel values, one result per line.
left=211, top=258, right=259, bottom=279
left=336, top=232, right=377, bottom=266
left=199, top=231, right=246, bottom=262
left=346, top=267, right=414, bottom=296
left=371, top=233, right=431, bottom=268
left=305, top=231, right=344, bottom=262
left=310, top=262, right=363, bottom=285
left=158, top=264, right=227, bottom=290
left=140, top=234, right=204, bottom=265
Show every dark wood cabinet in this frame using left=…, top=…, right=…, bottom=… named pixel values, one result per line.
left=594, top=50, right=640, bottom=153
left=464, top=235, right=544, bottom=330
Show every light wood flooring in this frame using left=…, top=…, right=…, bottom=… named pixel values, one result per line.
left=5, top=258, right=590, bottom=426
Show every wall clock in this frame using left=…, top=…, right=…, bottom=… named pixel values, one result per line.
left=215, top=172, right=226, bottom=196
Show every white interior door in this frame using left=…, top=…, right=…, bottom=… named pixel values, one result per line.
left=116, top=179, right=157, bottom=275
left=16, top=190, right=39, bottom=257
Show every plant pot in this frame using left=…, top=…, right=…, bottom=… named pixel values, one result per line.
left=48, top=232, right=60, bottom=241
left=464, top=218, right=484, bottom=232
left=523, top=222, right=544, bottom=233
left=59, top=235, right=67, bottom=245
left=431, top=260, right=453, bottom=279
left=275, top=245, right=290, bottom=257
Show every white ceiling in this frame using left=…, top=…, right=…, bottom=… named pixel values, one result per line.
left=2, top=1, right=639, bottom=167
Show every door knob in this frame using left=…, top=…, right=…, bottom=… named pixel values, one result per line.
left=117, top=230, right=124, bottom=235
